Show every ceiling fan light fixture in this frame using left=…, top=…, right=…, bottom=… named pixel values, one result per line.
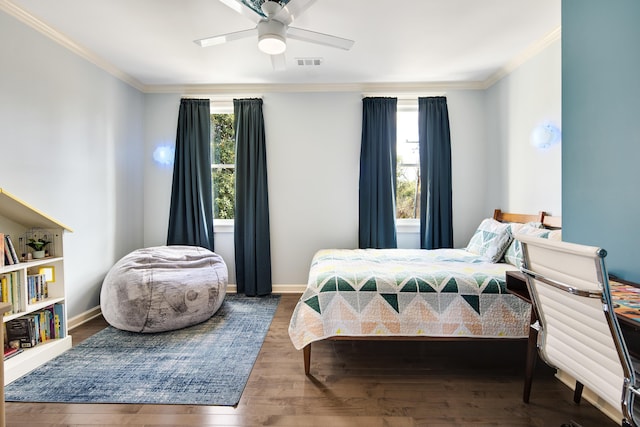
left=257, top=20, right=287, bottom=55
left=258, top=33, right=286, bottom=55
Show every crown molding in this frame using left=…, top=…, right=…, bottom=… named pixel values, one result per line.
left=1, top=0, right=145, bottom=92
left=482, top=26, right=561, bottom=89
left=3, top=0, right=559, bottom=95
left=146, top=80, right=485, bottom=95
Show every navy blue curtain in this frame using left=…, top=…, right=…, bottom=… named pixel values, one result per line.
left=418, top=96, right=453, bottom=249
left=167, top=98, right=214, bottom=251
left=234, top=98, right=272, bottom=296
left=359, top=97, right=398, bottom=249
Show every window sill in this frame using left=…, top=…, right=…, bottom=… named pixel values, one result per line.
left=397, top=219, right=419, bottom=234
left=215, top=220, right=417, bottom=234
left=214, top=219, right=234, bottom=233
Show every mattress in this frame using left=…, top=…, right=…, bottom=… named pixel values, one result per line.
left=288, top=248, right=531, bottom=349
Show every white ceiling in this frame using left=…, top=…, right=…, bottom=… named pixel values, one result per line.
left=5, top=0, right=561, bottom=91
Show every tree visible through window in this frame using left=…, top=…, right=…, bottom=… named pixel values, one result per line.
left=397, top=111, right=420, bottom=219
left=211, top=113, right=235, bottom=219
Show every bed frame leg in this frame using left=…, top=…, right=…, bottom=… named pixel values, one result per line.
left=303, top=344, right=311, bottom=375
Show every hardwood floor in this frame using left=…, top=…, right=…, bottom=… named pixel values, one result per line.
left=5, top=294, right=620, bottom=426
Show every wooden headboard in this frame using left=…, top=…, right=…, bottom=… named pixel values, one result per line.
left=542, top=214, right=562, bottom=229
left=493, top=209, right=562, bottom=229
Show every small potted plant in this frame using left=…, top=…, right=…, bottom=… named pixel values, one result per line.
left=27, top=238, right=51, bottom=259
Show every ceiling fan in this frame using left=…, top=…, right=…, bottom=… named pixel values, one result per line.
left=194, top=0, right=355, bottom=70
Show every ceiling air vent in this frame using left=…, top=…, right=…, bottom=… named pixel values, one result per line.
left=296, top=57, right=323, bottom=67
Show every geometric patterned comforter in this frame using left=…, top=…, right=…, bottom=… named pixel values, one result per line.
left=288, top=248, right=531, bottom=350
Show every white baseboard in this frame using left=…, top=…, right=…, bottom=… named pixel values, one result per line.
left=272, top=284, right=306, bottom=293
left=68, top=306, right=103, bottom=330
left=68, top=284, right=305, bottom=330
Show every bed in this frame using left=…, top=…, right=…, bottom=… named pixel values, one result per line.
left=288, top=209, right=562, bottom=374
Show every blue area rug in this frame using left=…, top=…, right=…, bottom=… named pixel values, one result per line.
left=5, top=294, right=279, bottom=406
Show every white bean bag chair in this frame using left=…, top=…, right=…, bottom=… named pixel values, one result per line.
left=100, top=245, right=228, bottom=333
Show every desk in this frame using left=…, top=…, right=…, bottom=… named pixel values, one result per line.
left=505, top=270, right=640, bottom=403
left=609, top=279, right=640, bottom=357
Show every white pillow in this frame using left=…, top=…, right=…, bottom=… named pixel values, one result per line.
left=466, top=218, right=513, bottom=263
left=504, top=224, right=562, bottom=267
left=502, top=222, right=542, bottom=266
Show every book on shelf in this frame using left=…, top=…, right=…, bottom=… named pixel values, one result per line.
left=5, top=303, right=66, bottom=349
left=1, top=275, right=7, bottom=301
left=54, top=303, right=66, bottom=339
left=27, top=272, right=48, bottom=304
left=4, top=346, right=24, bottom=360
left=3, top=237, right=14, bottom=266
left=0, top=271, right=20, bottom=315
left=11, top=270, right=20, bottom=313
left=1, top=275, right=10, bottom=315
left=5, top=234, right=19, bottom=264
left=0, top=232, right=4, bottom=267
left=6, top=317, right=37, bottom=348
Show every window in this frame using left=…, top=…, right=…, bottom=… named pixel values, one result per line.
left=396, top=109, right=420, bottom=219
left=211, top=113, right=235, bottom=220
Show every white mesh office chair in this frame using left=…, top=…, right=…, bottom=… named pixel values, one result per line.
left=518, top=234, right=639, bottom=426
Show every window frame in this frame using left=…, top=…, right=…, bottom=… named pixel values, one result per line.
left=396, top=99, right=420, bottom=231
left=210, top=100, right=235, bottom=231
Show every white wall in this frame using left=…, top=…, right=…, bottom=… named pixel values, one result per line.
left=484, top=39, right=562, bottom=216
left=0, top=11, right=145, bottom=318
left=263, top=92, right=362, bottom=285
left=143, top=93, right=181, bottom=248
left=142, top=90, right=490, bottom=286
left=447, top=90, right=492, bottom=247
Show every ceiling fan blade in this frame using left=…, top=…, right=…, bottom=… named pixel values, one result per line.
left=218, top=0, right=265, bottom=23
left=194, top=28, right=257, bottom=47
left=270, top=53, right=286, bottom=71
left=287, top=27, right=355, bottom=50
left=275, top=0, right=317, bottom=25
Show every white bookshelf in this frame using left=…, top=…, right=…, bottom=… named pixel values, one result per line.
left=0, top=188, right=72, bottom=385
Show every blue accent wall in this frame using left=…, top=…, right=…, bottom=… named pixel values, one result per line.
left=562, top=0, right=640, bottom=282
